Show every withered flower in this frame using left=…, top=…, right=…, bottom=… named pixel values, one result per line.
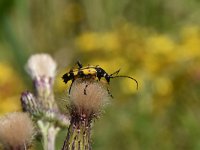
left=0, top=112, right=34, bottom=150
left=62, top=79, right=110, bottom=150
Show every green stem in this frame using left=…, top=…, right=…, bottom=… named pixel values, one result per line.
left=62, top=115, right=92, bottom=150
left=37, top=120, right=60, bottom=150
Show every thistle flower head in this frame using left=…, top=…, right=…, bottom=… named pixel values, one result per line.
left=25, top=54, right=58, bottom=110
left=61, top=79, right=110, bottom=150
left=69, top=79, right=110, bottom=117
left=0, top=112, right=34, bottom=149
left=26, top=53, right=57, bottom=79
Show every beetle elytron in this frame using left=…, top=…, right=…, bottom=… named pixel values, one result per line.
left=62, top=61, right=138, bottom=97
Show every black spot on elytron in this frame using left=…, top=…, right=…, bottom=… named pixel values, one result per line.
left=62, top=73, right=70, bottom=83
left=78, top=70, right=84, bottom=77
left=63, top=61, right=138, bottom=98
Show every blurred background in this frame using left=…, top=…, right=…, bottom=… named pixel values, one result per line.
left=0, top=0, right=200, bottom=149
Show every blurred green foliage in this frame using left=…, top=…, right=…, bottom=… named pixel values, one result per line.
left=0, top=0, right=200, bottom=150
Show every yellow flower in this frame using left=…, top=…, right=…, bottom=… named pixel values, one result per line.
left=101, top=32, right=120, bottom=51
left=0, top=63, right=24, bottom=115
left=0, top=96, right=21, bottom=115
left=0, top=63, right=14, bottom=85
left=76, top=32, right=100, bottom=51
left=76, top=31, right=120, bottom=52
left=181, top=26, right=200, bottom=40
left=154, top=77, right=173, bottom=96
left=177, top=26, right=200, bottom=60
left=146, top=34, right=174, bottom=54
left=143, top=54, right=162, bottom=74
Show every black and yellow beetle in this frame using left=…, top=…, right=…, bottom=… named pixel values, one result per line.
left=62, top=61, right=138, bottom=97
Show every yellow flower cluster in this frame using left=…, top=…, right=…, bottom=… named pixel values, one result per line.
left=72, top=23, right=200, bottom=113
left=0, top=63, right=24, bottom=115
left=76, top=32, right=120, bottom=52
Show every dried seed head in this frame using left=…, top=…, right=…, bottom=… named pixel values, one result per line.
left=69, top=79, right=110, bottom=116
left=62, top=79, right=110, bottom=150
left=26, top=54, right=57, bottom=79
left=0, top=112, right=34, bottom=149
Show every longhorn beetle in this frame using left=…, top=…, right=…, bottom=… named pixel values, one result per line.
left=62, top=61, right=138, bottom=97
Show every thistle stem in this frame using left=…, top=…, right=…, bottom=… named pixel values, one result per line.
left=62, top=112, right=92, bottom=150
left=37, top=121, right=60, bottom=150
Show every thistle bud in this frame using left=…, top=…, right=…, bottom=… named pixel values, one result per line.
left=25, top=54, right=57, bottom=110
left=21, top=54, right=69, bottom=150
left=21, top=91, right=42, bottom=118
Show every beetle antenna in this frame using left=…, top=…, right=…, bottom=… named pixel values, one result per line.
left=110, top=69, right=121, bottom=76
left=110, top=75, right=138, bottom=90
left=77, top=60, right=83, bottom=68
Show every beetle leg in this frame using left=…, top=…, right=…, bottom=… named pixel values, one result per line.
left=84, top=84, right=89, bottom=95
left=68, top=80, right=75, bottom=95
left=97, top=76, right=101, bottom=81
left=107, top=87, right=113, bottom=98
